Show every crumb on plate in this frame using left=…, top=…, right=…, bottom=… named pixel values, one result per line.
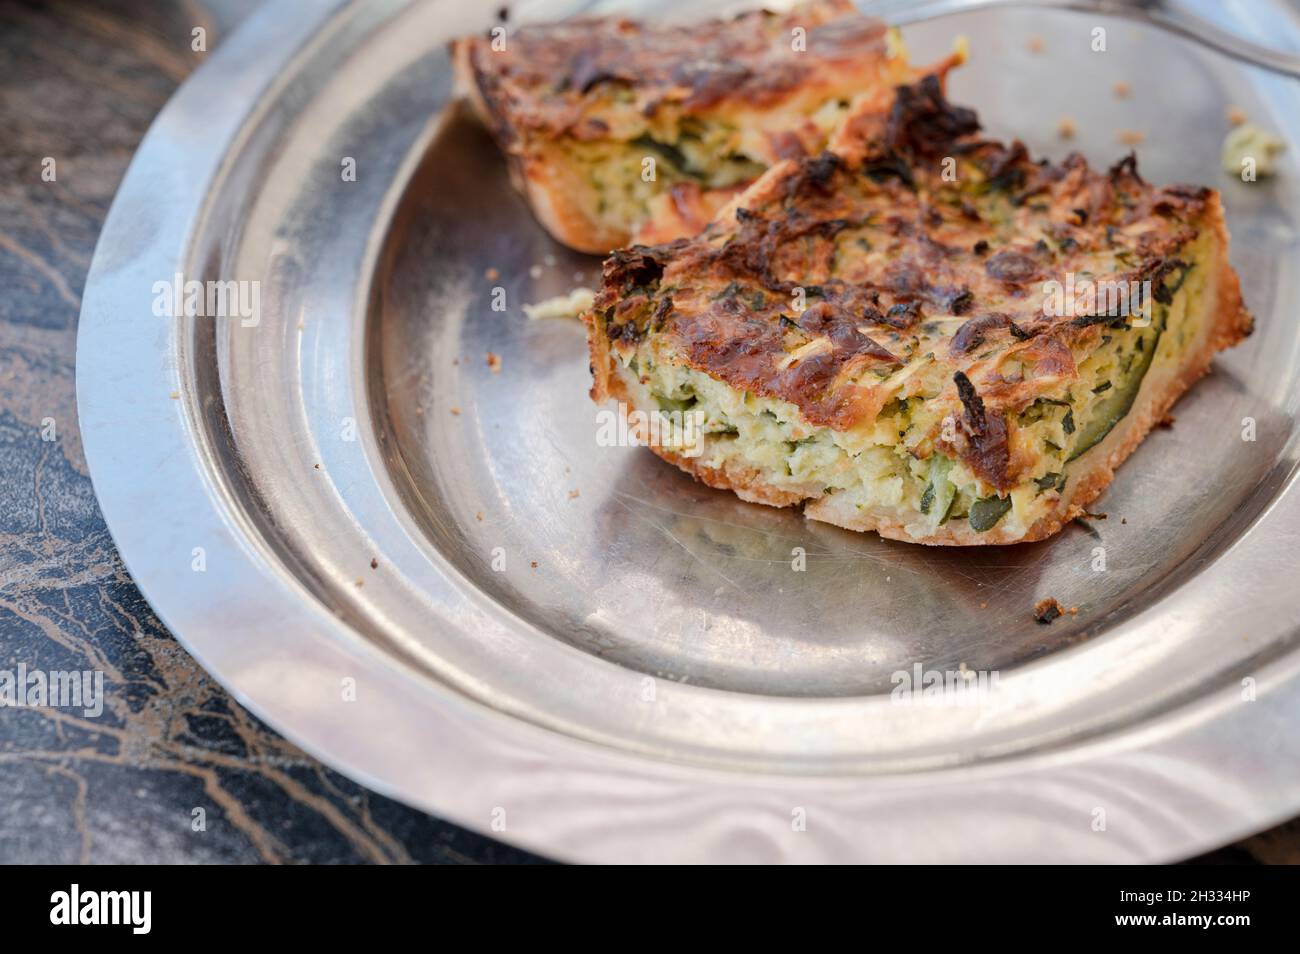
left=1222, top=123, right=1287, bottom=177
left=523, top=286, right=596, bottom=321
left=1034, top=597, right=1065, bottom=624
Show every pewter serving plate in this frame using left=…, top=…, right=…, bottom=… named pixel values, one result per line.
left=77, top=0, right=1300, bottom=862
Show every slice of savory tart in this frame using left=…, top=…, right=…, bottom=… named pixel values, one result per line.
left=584, top=76, right=1252, bottom=545
left=453, top=0, right=952, bottom=253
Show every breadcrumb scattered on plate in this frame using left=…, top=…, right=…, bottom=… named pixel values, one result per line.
left=1027, top=36, right=1044, bottom=53
left=1112, top=80, right=1131, bottom=99
left=1226, top=105, right=1247, bottom=127
left=1222, top=123, right=1287, bottom=176
left=1118, top=129, right=1144, bottom=146
left=486, top=351, right=502, bottom=373
left=1057, top=116, right=1077, bottom=140
left=522, top=286, right=596, bottom=321
left=1034, top=597, right=1065, bottom=624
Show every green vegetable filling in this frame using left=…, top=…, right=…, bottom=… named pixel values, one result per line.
left=968, top=495, right=1012, bottom=532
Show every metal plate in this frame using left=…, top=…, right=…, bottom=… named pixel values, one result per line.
left=77, top=0, right=1300, bottom=862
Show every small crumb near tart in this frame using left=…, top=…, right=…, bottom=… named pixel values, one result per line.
left=523, top=286, right=596, bottom=321
left=1034, top=597, right=1065, bottom=624
left=1222, top=123, right=1287, bottom=177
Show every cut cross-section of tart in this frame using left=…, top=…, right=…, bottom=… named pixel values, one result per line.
left=453, top=0, right=955, bottom=253
left=584, top=77, right=1252, bottom=545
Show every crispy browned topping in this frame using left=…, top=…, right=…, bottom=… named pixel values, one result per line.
left=591, top=76, right=1220, bottom=487
left=458, top=0, right=887, bottom=139
left=953, top=370, right=1011, bottom=489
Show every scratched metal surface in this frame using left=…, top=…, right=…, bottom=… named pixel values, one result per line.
left=13, top=0, right=1300, bottom=862
left=0, top=0, right=540, bottom=864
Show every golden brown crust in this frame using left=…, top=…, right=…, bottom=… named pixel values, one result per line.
left=519, top=140, right=634, bottom=255
left=652, top=446, right=812, bottom=508
left=455, top=40, right=627, bottom=252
